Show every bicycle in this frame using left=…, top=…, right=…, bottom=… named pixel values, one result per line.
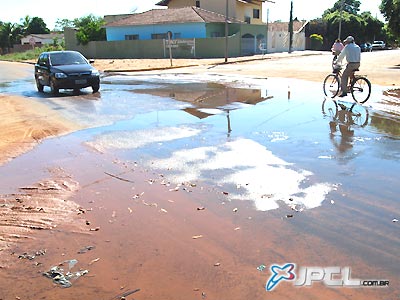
left=322, top=98, right=369, bottom=127
left=323, top=64, right=371, bottom=104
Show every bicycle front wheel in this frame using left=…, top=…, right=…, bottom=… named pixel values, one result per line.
left=351, top=77, right=371, bottom=104
left=349, top=103, right=369, bottom=127
left=323, top=74, right=340, bottom=98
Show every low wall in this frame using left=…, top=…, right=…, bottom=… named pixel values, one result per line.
left=65, top=27, right=304, bottom=59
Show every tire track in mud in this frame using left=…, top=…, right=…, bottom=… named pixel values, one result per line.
left=0, top=169, right=86, bottom=266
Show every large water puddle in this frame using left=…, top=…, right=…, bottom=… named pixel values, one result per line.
left=2, top=74, right=399, bottom=214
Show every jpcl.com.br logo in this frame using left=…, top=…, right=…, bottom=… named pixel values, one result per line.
left=260, top=263, right=390, bottom=291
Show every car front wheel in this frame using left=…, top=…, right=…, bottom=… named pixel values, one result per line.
left=92, top=84, right=100, bottom=93
left=50, top=79, right=59, bottom=95
left=36, top=77, right=44, bottom=92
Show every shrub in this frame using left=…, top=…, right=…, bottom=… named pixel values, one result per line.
left=310, top=33, right=324, bottom=50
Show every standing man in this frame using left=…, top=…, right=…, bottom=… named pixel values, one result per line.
left=335, top=36, right=361, bottom=97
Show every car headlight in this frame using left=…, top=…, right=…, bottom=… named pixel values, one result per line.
left=91, top=69, right=100, bottom=76
left=55, top=72, right=67, bottom=79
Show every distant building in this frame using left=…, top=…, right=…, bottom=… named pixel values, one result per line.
left=105, top=7, right=244, bottom=41
left=20, top=33, right=64, bottom=46
left=66, top=0, right=306, bottom=58
left=156, top=0, right=267, bottom=25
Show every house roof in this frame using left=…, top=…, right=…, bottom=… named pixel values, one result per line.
left=25, top=33, right=64, bottom=40
left=268, top=20, right=306, bottom=32
left=105, top=6, right=243, bottom=27
left=156, top=0, right=268, bottom=6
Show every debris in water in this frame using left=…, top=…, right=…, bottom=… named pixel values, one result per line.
left=104, top=172, right=135, bottom=183
left=77, top=245, right=96, bottom=254
left=192, top=235, right=203, bottom=239
left=169, top=186, right=180, bottom=192
left=43, top=259, right=88, bottom=288
left=132, top=192, right=144, bottom=199
left=261, top=194, right=273, bottom=199
left=392, top=218, right=398, bottom=223
left=288, top=203, right=304, bottom=212
left=197, top=206, right=206, bottom=211
left=18, top=249, right=46, bottom=260
left=89, top=258, right=100, bottom=265
left=111, top=288, right=141, bottom=300
left=233, top=208, right=238, bottom=213
left=142, top=200, right=158, bottom=207
left=286, top=214, right=294, bottom=218
left=257, top=264, right=266, bottom=272
left=214, top=262, right=221, bottom=267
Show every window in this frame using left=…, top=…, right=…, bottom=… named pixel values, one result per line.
left=151, top=33, right=168, bottom=39
left=253, top=9, right=260, bottom=19
left=244, top=16, right=251, bottom=24
left=38, top=54, right=48, bottom=66
left=125, top=34, right=139, bottom=40
left=196, top=0, right=200, bottom=7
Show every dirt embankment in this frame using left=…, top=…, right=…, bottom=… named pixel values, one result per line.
left=0, top=95, right=80, bottom=166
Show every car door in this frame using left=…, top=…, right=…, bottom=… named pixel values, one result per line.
left=36, top=54, right=51, bottom=86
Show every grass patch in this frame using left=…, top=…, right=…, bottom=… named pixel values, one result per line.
left=0, top=45, right=64, bottom=62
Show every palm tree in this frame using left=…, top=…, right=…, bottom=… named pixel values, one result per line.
left=20, top=15, right=32, bottom=36
left=0, top=22, right=23, bottom=53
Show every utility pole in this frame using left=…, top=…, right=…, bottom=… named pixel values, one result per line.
left=338, top=0, right=345, bottom=39
left=265, top=0, right=276, bottom=55
left=225, top=0, right=229, bottom=63
left=288, top=0, right=293, bottom=53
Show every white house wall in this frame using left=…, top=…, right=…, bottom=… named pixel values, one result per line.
left=106, top=23, right=207, bottom=41
left=267, top=31, right=305, bottom=53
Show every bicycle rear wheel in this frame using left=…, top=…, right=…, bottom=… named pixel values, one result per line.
left=322, top=98, right=338, bottom=119
left=351, top=77, right=371, bottom=104
left=323, top=74, right=340, bottom=98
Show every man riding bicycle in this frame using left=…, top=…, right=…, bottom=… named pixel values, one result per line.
left=334, top=36, right=361, bottom=97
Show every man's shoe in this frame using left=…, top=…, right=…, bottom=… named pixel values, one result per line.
left=338, top=93, right=347, bottom=97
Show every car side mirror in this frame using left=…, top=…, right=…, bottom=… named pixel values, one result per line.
left=89, top=59, right=95, bottom=64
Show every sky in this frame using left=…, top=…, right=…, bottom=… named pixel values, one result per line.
left=0, top=0, right=385, bottom=30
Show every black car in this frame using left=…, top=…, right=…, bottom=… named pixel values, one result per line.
left=360, top=43, right=372, bottom=52
left=34, top=50, right=100, bottom=94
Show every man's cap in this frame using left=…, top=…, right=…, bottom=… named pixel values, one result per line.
left=344, top=36, right=355, bottom=43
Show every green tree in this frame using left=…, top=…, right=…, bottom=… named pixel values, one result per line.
left=380, top=0, right=400, bottom=38
left=73, top=14, right=106, bottom=45
left=360, top=12, right=385, bottom=41
left=0, top=22, right=20, bottom=52
left=323, top=0, right=361, bottom=16
left=54, top=18, right=75, bottom=32
left=20, top=15, right=32, bottom=36
left=26, top=17, right=50, bottom=34
left=317, top=0, right=386, bottom=48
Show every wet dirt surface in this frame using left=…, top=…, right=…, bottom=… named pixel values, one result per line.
left=0, top=66, right=399, bottom=299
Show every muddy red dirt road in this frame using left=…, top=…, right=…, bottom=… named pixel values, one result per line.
left=0, top=51, right=399, bottom=299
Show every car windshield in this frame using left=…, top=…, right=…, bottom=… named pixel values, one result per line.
left=49, top=52, right=88, bottom=66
